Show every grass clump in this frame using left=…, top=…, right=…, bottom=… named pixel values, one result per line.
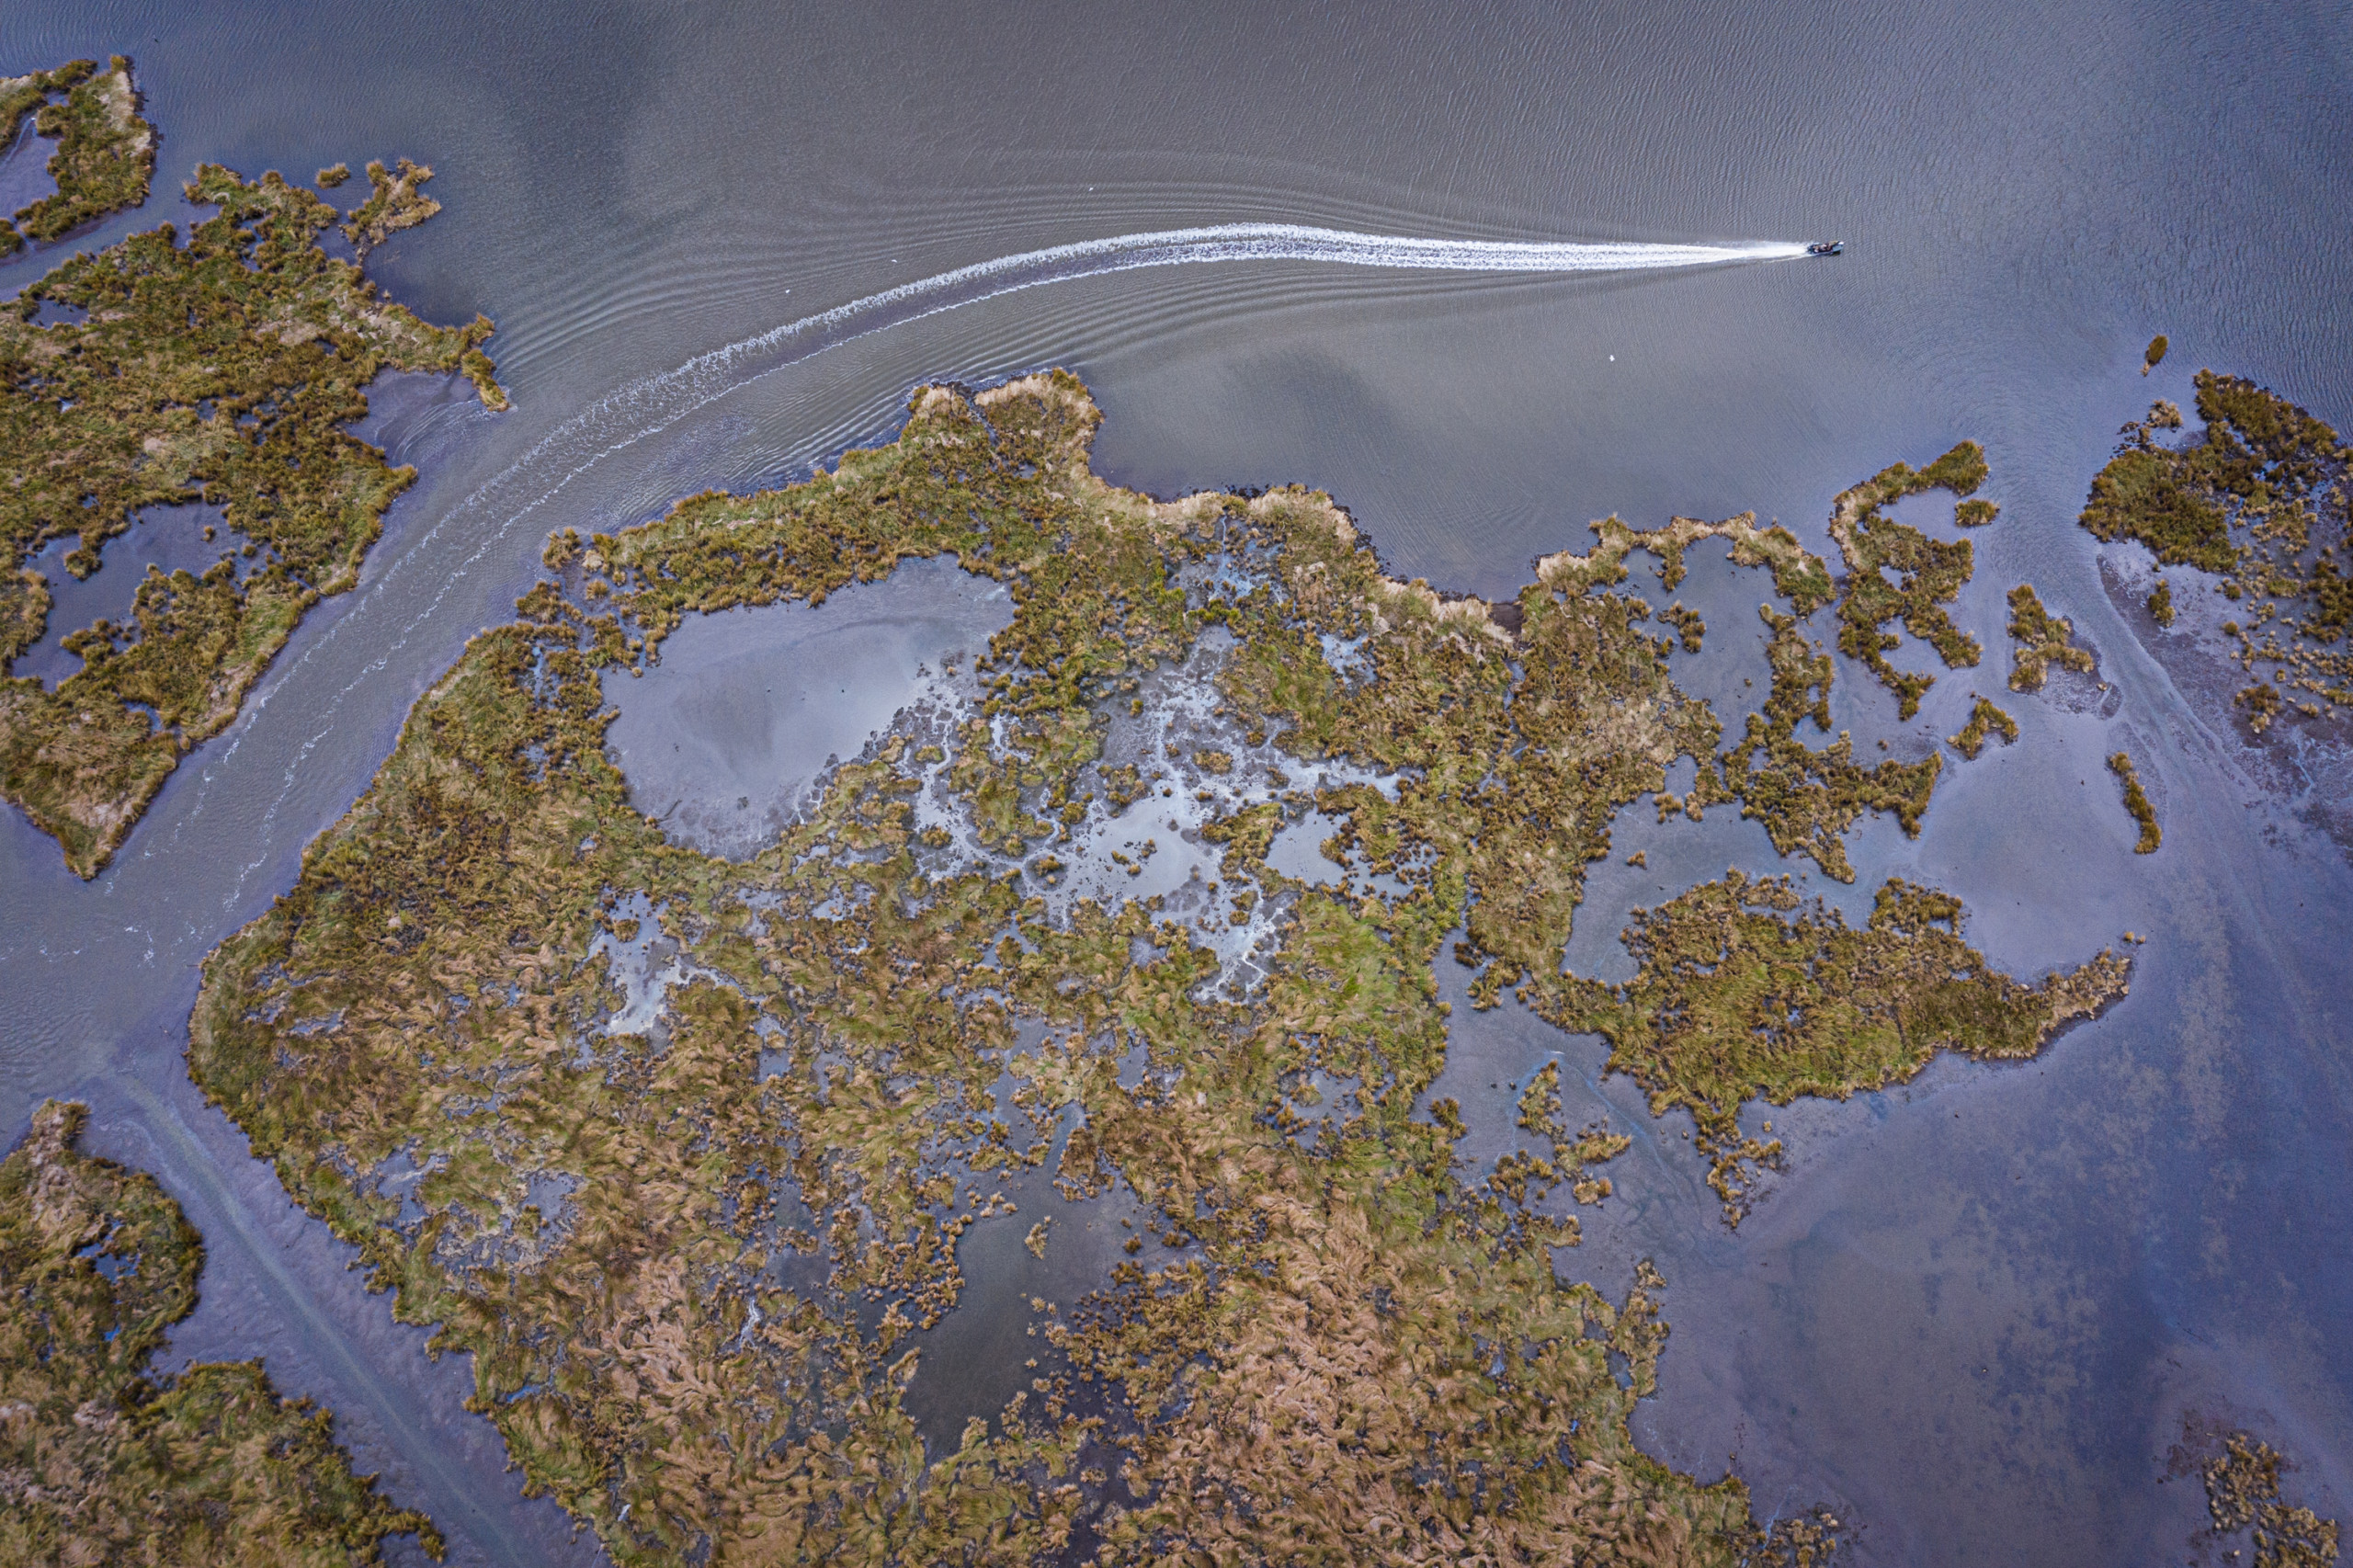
left=1532, top=510, right=1833, bottom=614
left=2081, top=445, right=2232, bottom=571
left=1949, top=695, right=2018, bottom=759
left=1546, top=872, right=2130, bottom=1222
left=2107, top=750, right=2160, bottom=852
left=0, top=56, right=154, bottom=256
left=2149, top=577, right=2176, bottom=626
left=2143, top=335, right=2169, bottom=374
left=2006, top=584, right=2097, bottom=691
left=0, top=1101, right=441, bottom=1564
left=1659, top=599, right=1705, bottom=651
left=2200, top=1430, right=2338, bottom=1567
left=2238, top=682, right=2283, bottom=735
left=0, top=152, right=506, bottom=877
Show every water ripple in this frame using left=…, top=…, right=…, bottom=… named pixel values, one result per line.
left=178, top=222, right=1802, bottom=915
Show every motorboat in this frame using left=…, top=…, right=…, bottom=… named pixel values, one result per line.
left=1806, top=240, right=1845, bottom=256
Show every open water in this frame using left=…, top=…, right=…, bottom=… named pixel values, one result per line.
left=3, top=2, right=2351, bottom=1562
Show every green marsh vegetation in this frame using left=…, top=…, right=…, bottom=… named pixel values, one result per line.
left=1713, top=603, right=1939, bottom=883
left=2080, top=374, right=2353, bottom=728
left=2006, top=584, right=2096, bottom=692
left=0, top=56, right=154, bottom=256
left=0, top=106, right=506, bottom=876
left=2238, top=681, right=2284, bottom=733
left=1824, top=441, right=1992, bottom=718
left=1544, top=873, right=2126, bottom=1221
left=0, top=1101, right=441, bottom=1565
left=1949, top=695, right=2018, bottom=759
left=2107, top=750, right=2160, bottom=853
left=340, top=158, right=442, bottom=260
left=185, top=373, right=2126, bottom=1566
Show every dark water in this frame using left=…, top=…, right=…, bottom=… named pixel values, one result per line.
left=3, top=2, right=2350, bottom=1562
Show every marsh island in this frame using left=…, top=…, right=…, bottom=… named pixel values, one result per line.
left=2080, top=373, right=2352, bottom=733
left=0, top=56, right=505, bottom=877
left=183, top=370, right=2131, bottom=1565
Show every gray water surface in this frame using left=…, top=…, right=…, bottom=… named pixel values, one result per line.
left=603, top=558, right=1012, bottom=859
left=3, top=2, right=2350, bottom=1562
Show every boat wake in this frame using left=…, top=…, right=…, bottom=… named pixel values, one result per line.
left=207, top=223, right=1805, bottom=903
left=601, top=224, right=1799, bottom=437
left=428, top=223, right=1805, bottom=566
left=725, top=223, right=1802, bottom=371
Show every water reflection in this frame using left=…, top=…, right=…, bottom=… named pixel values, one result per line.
left=602, top=558, right=1012, bottom=859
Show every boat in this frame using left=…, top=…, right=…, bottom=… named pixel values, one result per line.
left=1807, top=240, right=1845, bottom=256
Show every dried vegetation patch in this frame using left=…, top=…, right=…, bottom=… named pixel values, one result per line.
left=2169, top=1418, right=2341, bottom=1568
left=0, top=1101, right=439, bottom=1565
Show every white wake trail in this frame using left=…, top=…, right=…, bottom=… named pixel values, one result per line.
left=446, top=223, right=1806, bottom=555
left=209, top=222, right=1805, bottom=897
left=583, top=224, right=1803, bottom=438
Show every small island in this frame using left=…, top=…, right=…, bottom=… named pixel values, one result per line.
left=1546, top=872, right=2126, bottom=1221
left=2006, top=583, right=2097, bottom=692
left=2109, top=750, right=2161, bottom=853
left=0, top=56, right=506, bottom=878
left=1950, top=694, right=2019, bottom=759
